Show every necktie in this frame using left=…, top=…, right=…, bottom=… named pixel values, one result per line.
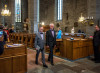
left=40, top=32, right=43, bottom=34
left=51, top=30, right=54, bottom=37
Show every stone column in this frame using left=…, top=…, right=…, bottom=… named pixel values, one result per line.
left=86, top=0, right=100, bottom=36
left=33, top=0, right=39, bottom=33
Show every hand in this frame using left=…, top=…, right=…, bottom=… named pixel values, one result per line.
left=36, top=48, right=37, bottom=50
left=46, top=46, right=49, bottom=48
left=54, top=45, right=56, bottom=48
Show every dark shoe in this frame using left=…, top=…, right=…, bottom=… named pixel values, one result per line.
left=95, top=60, right=100, bottom=63
left=51, top=63, right=54, bottom=66
left=48, top=59, right=50, bottom=62
left=35, top=61, right=38, bottom=65
left=43, top=64, right=48, bottom=68
left=91, top=58, right=96, bottom=61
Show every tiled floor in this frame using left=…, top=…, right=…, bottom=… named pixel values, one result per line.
left=27, top=49, right=100, bottom=73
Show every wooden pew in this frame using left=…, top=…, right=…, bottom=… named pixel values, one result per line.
left=0, top=44, right=27, bottom=73
left=27, top=34, right=35, bottom=48
left=9, top=33, right=15, bottom=43
left=23, top=34, right=28, bottom=46
left=9, top=33, right=36, bottom=48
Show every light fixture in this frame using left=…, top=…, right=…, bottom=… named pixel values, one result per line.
left=78, top=13, right=94, bottom=26
left=1, top=4, right=11, bottom=16
left=41, top=22, right=44, bottom=25
left=78, top=13, right=85, bottom=22
left=86, top=16, right=93, bottom=20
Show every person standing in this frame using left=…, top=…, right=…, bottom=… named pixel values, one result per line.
left=93, top=25, right=100, bottom=63
left=34, top=27, right=48, bottom=68
left=46, top=23, right=56, bottom=65
left=56, top=27, right=62, bottom=39
left=26, top=18, right=31, bottom=33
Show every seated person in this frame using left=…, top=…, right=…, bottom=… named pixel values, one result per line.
left=56, top=27, right=62, bottom=39
left=78, top=29, right=81, bottom=33
left=9, top=27, right=15, bottom=33
left=0, top=25, right=7, bottom=55
left=3, top=27, right=9, bottom=38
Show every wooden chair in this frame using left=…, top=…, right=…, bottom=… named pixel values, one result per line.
left=27, top=34, right=33, bottom=48
left=15, top=33, right=19, bottom=43
left=23, top=34, right=28, bottom=46
left=18, top=33, right=24, bottom=44
left=11, top=33, right=16, bottom=43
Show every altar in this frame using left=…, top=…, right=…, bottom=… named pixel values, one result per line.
left=60, top=38, right=94, bottom=60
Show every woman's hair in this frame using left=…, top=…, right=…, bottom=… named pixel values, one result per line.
left=58, top=27, right=61, bottom=30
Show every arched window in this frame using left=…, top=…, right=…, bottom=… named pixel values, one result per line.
left=57, top=0, right=63, bottom=21
left=15, top=0, right=21, bottom=22
left=37, top=0, right=39, bottom=23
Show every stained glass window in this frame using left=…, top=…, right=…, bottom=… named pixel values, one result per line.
left=37, top=0, right=39, bottom=23
left=15, top=0, right=21, bottom=22
left=57, top=0, right=63, bottom=21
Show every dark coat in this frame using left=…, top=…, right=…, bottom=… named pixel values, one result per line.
left=0, top=31, right=7, bottom=55
left=93, top=30, right=100, bottom=46
left=46, top=30, right=56, bottom=47
left=34, top=32, right=45, bottom=49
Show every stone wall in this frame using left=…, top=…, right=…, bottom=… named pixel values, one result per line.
left=40, top=0, right=88, bottom=32
left=0, top=0, right=28, bottom=32
left=0, top=0, right=100, bottom=35
left=28, top=0, right=34, bottom=33
left=39, top=0, right=100, bottom=36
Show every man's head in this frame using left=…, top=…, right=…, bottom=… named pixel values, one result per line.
left=39, top=27, right=44, bottom=32
left=95, top=25, right=100, bottom=31
left=50, top=23, right=54, bottom=30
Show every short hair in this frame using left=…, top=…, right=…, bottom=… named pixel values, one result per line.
left=39, top=26, right=43, bottom=29
left=50, top=23, right=54, bottom=26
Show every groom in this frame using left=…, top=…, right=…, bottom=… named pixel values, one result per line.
left=34, top=27, right=48, bottom=68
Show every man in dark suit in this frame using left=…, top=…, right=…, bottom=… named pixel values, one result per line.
left=46, top=23, right=56, bottom=65
left=34, top=27, right=48, bottom=68
left=93, top=25, right=100, bottom=63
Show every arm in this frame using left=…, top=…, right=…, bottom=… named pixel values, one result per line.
left=44, top=33, right=46, bottom=44
left=34, top=34, right=38, bottom=48
left=56, top=32, right=60, bottom=39
left=54, top=31, right=56, bottom=46
left=3, top=31, right=7, bottom=41
left=99, top=32, right=100, bottom=44
left=46, top=31, right=49, bottom=46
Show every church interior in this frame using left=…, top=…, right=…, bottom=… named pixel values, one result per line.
left=0, top=0, right=100, bottom=73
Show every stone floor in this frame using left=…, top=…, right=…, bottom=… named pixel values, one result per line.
left=27, top=49, right=100, bottom=73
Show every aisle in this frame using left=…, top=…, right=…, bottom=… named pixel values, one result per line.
left=27, top=49, right=100, bottom=73
left=27, top=49, right=65, bottom=70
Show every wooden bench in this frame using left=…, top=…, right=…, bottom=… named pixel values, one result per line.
left=0, top=44, right=27, bottom=73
